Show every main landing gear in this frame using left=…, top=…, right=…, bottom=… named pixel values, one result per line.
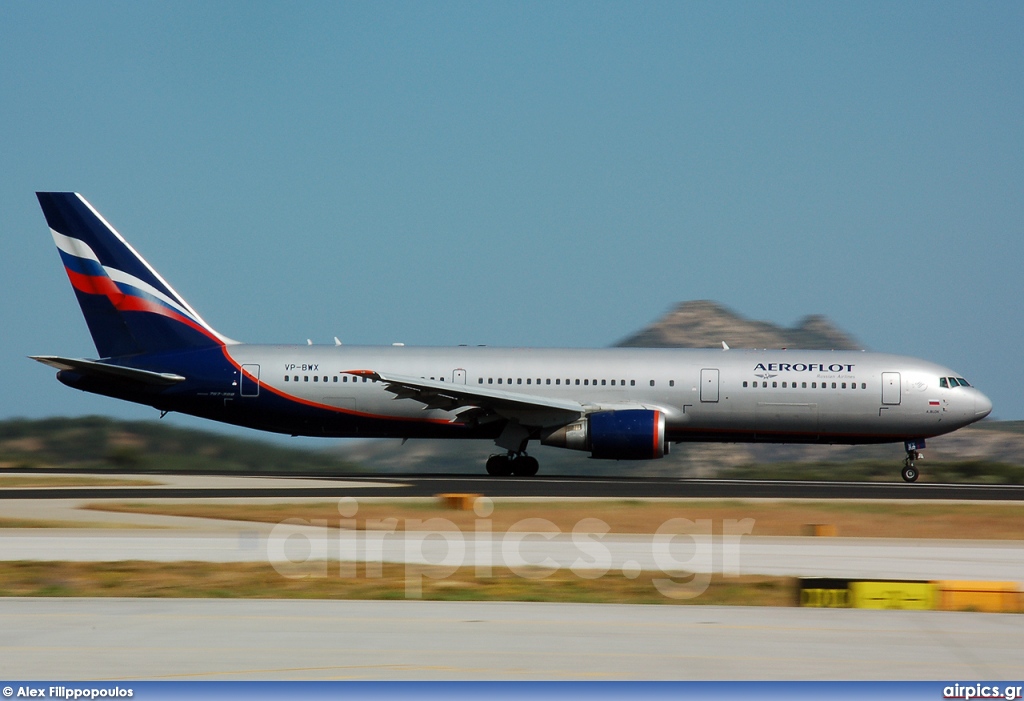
left=901, top=440, right=925, bottom=483
left=485, top=452, right=539, bottom=477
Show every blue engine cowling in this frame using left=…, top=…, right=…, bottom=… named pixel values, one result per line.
left=541, top=409, right=667, bottom=460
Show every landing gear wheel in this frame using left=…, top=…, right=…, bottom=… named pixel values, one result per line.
left=485, top=455, right=513, bottom=476
left=511, top=455, right=539, bottom=476
left=901, top=464, right=919, bottom=483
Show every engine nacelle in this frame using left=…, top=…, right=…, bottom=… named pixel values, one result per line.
left=542, top=409, right=667, bottom=460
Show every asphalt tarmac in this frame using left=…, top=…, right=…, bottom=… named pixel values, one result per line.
left=3, top=474, right=1024, bottom=500
left=3, top=598, right=1022, bottom=680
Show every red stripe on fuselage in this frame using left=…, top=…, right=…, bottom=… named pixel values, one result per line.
left=220, top=347, right=454, bottom=426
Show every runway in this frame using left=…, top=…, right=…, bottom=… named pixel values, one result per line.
left=2, top=473, right=1022, bottom=681
left=3, top=529, right=1022, bottom=583
left=2, top=598, right=1021, bottom=680
left=3, top=473, right=1024, bottom=500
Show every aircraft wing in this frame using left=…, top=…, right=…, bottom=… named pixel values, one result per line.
left=345, top=370, right=584, bottom=428
left=30, top=355, right=186, bottom=386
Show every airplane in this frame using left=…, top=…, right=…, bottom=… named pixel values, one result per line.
left=31, top=192, right=993, bottom=482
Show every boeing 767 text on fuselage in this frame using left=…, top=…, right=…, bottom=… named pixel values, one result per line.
left=32, top=193, right=992, bottom=481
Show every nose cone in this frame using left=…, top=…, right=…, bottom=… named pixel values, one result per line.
left=975, top=391, right=993, bottom=419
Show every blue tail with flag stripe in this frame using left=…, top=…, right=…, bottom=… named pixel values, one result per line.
left=36, top=192, right=231, bottom=358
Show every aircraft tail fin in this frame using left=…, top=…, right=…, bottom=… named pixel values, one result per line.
left=36, top=192, right=233, bottom=358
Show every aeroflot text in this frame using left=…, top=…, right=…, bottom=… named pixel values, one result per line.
left=754, top=363, right=855, bottom=373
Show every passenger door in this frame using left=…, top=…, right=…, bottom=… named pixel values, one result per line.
left=700, top=368, right=719, bottom=402
left=881, top=372, right=901, bottom=405
left=240, top=364, right=260, bottom=397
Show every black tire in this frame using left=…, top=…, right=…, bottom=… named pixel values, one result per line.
left=901, top=465, right=919, bottom=483
left=486, top=455, right=512, bottom=476
left=512, top=455, right=539, bottom=476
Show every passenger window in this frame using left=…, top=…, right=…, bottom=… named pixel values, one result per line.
left=488, top=378, right=493, bottom=384
left=611, top=380, right=616, bottom=386
left=517, top=378, right=522, bottom=385
left=861, top=383, right=866, bottom=389
left=497, top=378, right=502, bottom=384
left=478, top=378, right=483, bottom=384
left=546, top=379, right=551, bottom=385
left=507, top=378, right=512, bottom=384
left=782, top=382, right=787, bottom=388
left=669, top=380, right=674, bottom=387
left=333, top=376, right=338, bottom=383
left=762, top=381, right=767, bottom=388
left=802, top=382, right=807, bottom=388
left=313, top=376, right=319, bottom=382
left=811, top=382, right=816, bottom=388
left=630, top=380, right=635, bottom=386
left=584, top=379, right=589, bottom=386
left=831, top=382, right=836, bottom=389
left=575, top=379, right=580, bottom=385
left=555, top=379, right=560, bottom=385
left=743, top=381, right=748, bottom=387
left=284, top=376, right=289, bottom=382
left=772, top=381, right=777, bottom=388
left=304, top=376, right=308, bottom=382
left=650, top=380, right=655, bottom=387
left=602, top=379, right=607, bottom=386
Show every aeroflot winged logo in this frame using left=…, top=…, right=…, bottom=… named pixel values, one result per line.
left=754, top=363, right=856, bottom=373
left=52, top=229, right=209, bottom=330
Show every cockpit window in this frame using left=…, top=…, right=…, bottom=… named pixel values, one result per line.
left=941, top=376, right=972, bottom=388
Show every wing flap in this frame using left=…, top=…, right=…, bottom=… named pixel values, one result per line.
left=346, top=370, right=584, bottom=427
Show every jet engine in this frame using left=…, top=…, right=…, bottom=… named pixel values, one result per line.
left=541, top=409, right=667, bottom=460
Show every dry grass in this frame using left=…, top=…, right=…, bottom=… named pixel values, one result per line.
left=0, top=560, right=794, bottom=606
left=85, top=499, right=1024, bottom=540
left=0, top=517, right=147, bottom=529
left=0, top=476, right=162, bottom=488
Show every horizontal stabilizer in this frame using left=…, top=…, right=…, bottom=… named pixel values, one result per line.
left=29, top=355, right=186, bottom=386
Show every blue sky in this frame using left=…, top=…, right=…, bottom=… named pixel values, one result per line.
left=2, top=1, right=1022, bottom=440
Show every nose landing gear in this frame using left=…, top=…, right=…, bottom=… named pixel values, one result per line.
left=485, top=452, right=539, bottom=476
left=901, top=440, right=924, bottom=482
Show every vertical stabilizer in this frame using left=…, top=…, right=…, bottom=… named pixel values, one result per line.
left=36, top=192, right=232, bottom=358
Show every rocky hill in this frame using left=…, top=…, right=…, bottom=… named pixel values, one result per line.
left=615, top=300, right=863, bottom=350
